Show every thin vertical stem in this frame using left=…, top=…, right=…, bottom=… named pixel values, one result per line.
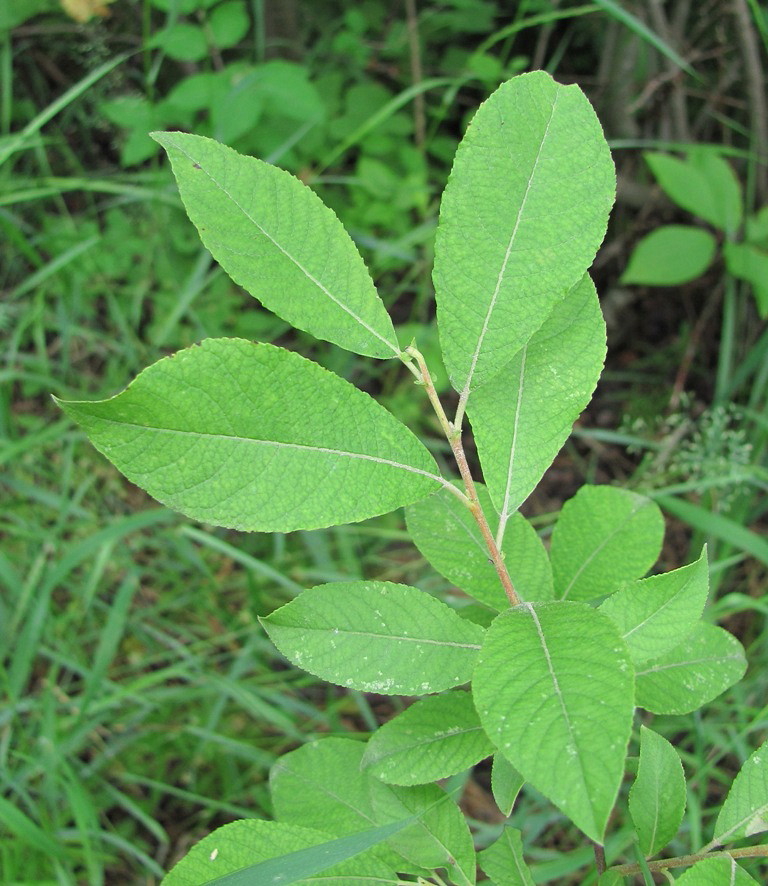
left=404, top=347, right=520, bottom=606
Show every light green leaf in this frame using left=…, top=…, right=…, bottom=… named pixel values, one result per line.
left=551, top=485, right=664, bottom=601
left=724, top=241, right=768, bottom=318
left=599, top=548, right=709, bottom=664
left=629, top=726, right=686, bottom=855
left=208, top=0, right=250, bottom=49
left=371, top=783, right=477, bottom=886
left=361, top=691, right=494, bottom=785
left=468, top=273, right=605, bottom=533
left=473, top=602, right=634, bottom=842
left=645, top=151, right=742, bottom=233
left=711, top=741, right=768, bottom=846
left=674, top=857, right=759, bottom=885
left=621, top=225, right=716, bottom=285
left=434, top=70, right=615, bottom=394
left=477, top=827, right=534, bottom=886
left=56, top=340, right=440, bottom=533
left=406, top=483, right=553, bottom=611
left=261, top=581, right=485, bottom=695
left=151, top=131, right=400, bottom=359
left=635, top=622, right=746, bottom=715
left=161, top=819, right=400, bottom=886
left=491, top=754, right=524, bottom=817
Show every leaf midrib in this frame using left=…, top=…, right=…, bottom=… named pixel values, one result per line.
left=90, top=416, right=444, bottom=485
left=272, top=623, right=482, bottom=650
left=165, top=135, right=400, bottom=358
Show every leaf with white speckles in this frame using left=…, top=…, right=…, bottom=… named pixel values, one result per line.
left=56, top=339, right=440, bottom=532
left=600, top=547, right=709, bottom=664
left=434, top=71, right=615, bottom=394
left=551, top=485, right=664, bottom=601
left=406, top=482, right=553, bottom=610
left=711, top=741, right=768, bottom=847
left=152, top=131, right=400, bottom=359
left=468, top=274, right=605, bottom=536
left=261, top=581, right=485, bottom=695
left=473, top=601, right=634, bottom=842
left=361, top=691, right=494, bottom=785
left=635, top=622, right=746, bottom=715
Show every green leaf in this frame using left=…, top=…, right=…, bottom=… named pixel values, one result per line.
left=371, top=782, right=477, bottom=885
left=711, top=741, right=768, bottom=846
left=161, top=819, right=401, bottom=886
left=151, top=131, right=400, bottom=359
left=56, top=339, right=440, bottom=532
left=468, top=273, right=606, bottom=531
left=599, top=548, right=709, bottom=664
left=724, top=241, right=768, bottom=318
left=635, top=622, right=746, bottom=715
left=270, top=738, right=469, bottom=882
left=491, top=754, right=524, bottom=817
left=477, top=827, right=534, bottom=886
left=645, top=151, right=742, bottom=233
left=261, top=581, right=485, bottom=695
left=406, top=483, right=553, bottom=611
left=434, top=71, right=615, bottom=394
left=208, top=0, right=250, bottom=49
left=674, top=858, right=759, bottom=885
left=621, top=225, right=716, bottom=285
left=149, top=24, right=208, bottom=62
left=473, top=602, right=634, bottom=842
left=551, top=486, right=664, bottom=601
left=628, top=726, right=686, bottom=855
left=361, top=691, right=494, bottom=785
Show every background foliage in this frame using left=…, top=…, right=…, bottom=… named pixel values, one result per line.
left=1, top=1, right=767, bottom=882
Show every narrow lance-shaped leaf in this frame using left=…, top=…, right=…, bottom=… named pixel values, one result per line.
left=261, top=581, right=485, bottom=695
left=468, top=273, right=605, bottom=536
left=56, top=339, right=441, bottom=532
left=406, top=483, right=553, bottom=611
left=473, top=601, right=634, bottom=843
left=491, top=754, right=524, bottom=817
left=629, top=726, right=686, bottom=856
left=599, top=547, right=709, bottom=664
left=635, top=622, right=746, bottom=716
left=152, top=131, right=400, bottom=359
left=551, top=486, right=664, bottom=601
left=710, top=740, right=768, bottom=847
left=361, top=691, right=494, bottom=786
left=434, top=70, right=615, bottom=395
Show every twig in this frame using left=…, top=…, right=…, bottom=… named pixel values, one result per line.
left=608, top=844, right=768, bottom=877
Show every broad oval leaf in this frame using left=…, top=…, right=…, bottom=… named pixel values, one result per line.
left=711, top=741, right=768, bottom=846
left=621, top=225, right=716, bottom=285
left=599, top=547, right=709, bottom=664
left=161, top=819, right=400, bottom=886
left=434, top=70, right=615, bottom=394
left=477, top=827, right=534, bottom=886
left=406, top=483, right=553, bottom=610
left=674, top=857, right=759, bottom=885
left=361, top=691, right=494, bottom=785
left=635, top=622, right=746, bottom=715
left=151, top=131, right=400, bottom=359
left=261, top=581, right=485, bottom=695
left=551, top=485, right=664, bottom=601
left=56, top=339, right=440, bottom=532
left=628, top=725, right=686, bottom=855
left=473, top=601, right=634, bottom=842
left=468, top=273, right=605, bottom=530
